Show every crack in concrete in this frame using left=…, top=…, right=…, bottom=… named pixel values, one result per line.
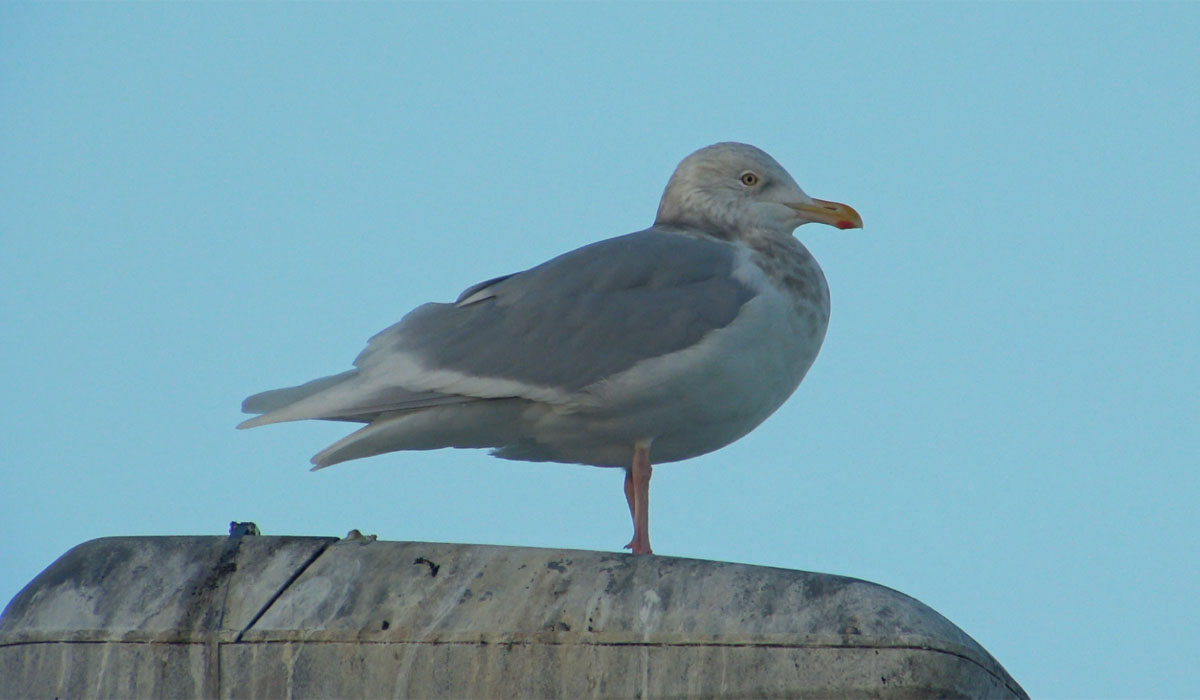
left=232, top=541, right=333, bottom=644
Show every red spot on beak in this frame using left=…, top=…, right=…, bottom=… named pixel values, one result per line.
left=835, top=220, right=854, bottom=230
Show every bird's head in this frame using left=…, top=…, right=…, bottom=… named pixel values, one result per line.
left=655, top=142, right=862, bottom=239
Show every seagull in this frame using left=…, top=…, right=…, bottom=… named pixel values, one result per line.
left=239, top=142, right=862, bottom=555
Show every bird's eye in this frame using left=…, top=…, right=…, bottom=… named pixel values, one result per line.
left=740, top=172, right=760, bottom=187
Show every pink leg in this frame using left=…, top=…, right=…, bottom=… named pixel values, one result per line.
left=622, top=444, right=653, bottom=555
left=624, top=469, right=636, bottom=524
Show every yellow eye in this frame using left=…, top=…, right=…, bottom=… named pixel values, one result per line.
left=740, top=172, right=760, bottom=186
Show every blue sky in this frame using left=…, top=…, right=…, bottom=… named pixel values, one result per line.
left=2, top=3, right=1197, bottom=697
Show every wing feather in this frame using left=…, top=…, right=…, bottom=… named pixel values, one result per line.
left=240, top=228, right=757, bottom=428
left=356, top=229, right=756, bottom=392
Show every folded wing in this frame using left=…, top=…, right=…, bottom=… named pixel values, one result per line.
left=239, top=228, right=756, bottom=431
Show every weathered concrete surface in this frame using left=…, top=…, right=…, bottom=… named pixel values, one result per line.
left=1, top=535, right=1028, bottom=699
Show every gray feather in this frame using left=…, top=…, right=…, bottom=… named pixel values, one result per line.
left=241, top=370, right=357, bottom=415
left=356, top=229, right=756, bottom=392
left=239, top=229, right=756, bottom=433
left=238, top=371, right=474, bottom=428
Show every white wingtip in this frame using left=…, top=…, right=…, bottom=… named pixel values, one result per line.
left=237, top=415, right=269, bottom=430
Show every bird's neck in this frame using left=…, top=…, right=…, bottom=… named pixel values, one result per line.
left=743, top=230, right=830, bottom=319
left=655, top=191, right=748, bottom=240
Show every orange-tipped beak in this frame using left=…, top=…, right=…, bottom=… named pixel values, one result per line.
left=786, top=198, right=863, bottom=230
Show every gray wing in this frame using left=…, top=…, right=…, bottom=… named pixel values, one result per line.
left=240, top=228, right=756, bottom=428
left=355, top=228, right=756, bottom=392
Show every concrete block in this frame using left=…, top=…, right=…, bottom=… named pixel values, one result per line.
left=1, top=535, right=1027, bottom=699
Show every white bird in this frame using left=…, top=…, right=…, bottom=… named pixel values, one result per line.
left=239, top=142, right=862, bottom=555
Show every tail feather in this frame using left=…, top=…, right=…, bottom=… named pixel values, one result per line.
left=238, top=370, right=361, bottom=429
left=241, top=371, right=358, bottom=416
left=310, top=399, right=531, bottom=469
left=238, top=370, right=481, bottom=430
